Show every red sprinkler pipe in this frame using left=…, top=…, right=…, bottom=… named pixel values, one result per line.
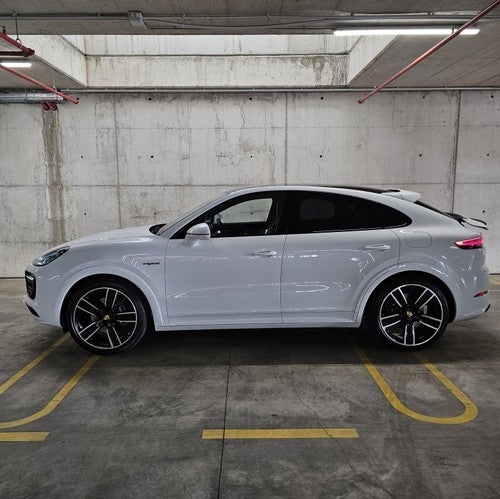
left=0, top=51, right=27, bottom=56
left=0, top=63, right=79, bottom=104
left=357, top=0, right=500, bottom=104
left=0, top=29, right=34, bottom=57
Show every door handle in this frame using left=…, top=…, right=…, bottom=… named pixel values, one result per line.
left=251, top=249, right=278, bottom=257
left=364, top=244, right=391, bottom=251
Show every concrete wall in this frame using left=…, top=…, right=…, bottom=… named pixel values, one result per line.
left=86, top=55, right=346, bottom=88
left=0, top=90, right=498, bottom=276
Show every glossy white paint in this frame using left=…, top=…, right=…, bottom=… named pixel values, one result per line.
left=24, top=186, right=490, bottom=340
left=281, top=229, right=400, bottom=323
left=25, top=225, right=169, bottom=329
left=166, top=235, right=285, bottom=325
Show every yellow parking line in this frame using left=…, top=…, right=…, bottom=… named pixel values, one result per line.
left=0, top=432, right=49, bottom=442
left=202, top=428, right=359, bottom=439
left=352, top=344, right=478, bottom=424
left=490, top=276, right=500, bottom=286
left=0, top=334, right=69, bottom=395
left=0, top=355, right=99, bottom=429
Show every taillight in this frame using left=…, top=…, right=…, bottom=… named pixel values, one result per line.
left=455, top=236, right=483, bottom=249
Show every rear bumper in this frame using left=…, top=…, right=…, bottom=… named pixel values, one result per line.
left=453, top=293, right=490, bottom=322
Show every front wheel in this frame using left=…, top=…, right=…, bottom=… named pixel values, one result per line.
left=369, top=279, right=449, bottom=350
left=66, top=279, right=149, bottom=354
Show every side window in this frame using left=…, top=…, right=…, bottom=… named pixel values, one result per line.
left=371, top=202, right=411, bottom=228
left=173, top=194, right=282, bottom=239
left=339, top=197, right=411, bottom=229
left=289, top=193, right=410, bottom=234
left=209, top=197, right=275, bottom=238
left=217, top=198, right=273, bottom=224
left=293, top=196, right=338, bottom=233
left=300, top=198, right=335, bottom=221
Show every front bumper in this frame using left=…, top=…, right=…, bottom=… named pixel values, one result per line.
left=23, top=263, right=64, bottom=327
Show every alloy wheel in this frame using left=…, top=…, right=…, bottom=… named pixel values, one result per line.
left=71, top=286, right=138, bottom=351
left=378, top=283, right=445, bottom=347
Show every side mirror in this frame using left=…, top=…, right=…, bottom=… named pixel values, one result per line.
left=185, top=222, right=211, bottom=241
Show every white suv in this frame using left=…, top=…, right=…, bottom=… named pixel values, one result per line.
left=24, top=186, right=490, bottom=354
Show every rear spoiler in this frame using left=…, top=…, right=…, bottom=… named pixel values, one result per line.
left=446, top=213, right=488, bottom=231
left=381, top=189, right=421, bottom=203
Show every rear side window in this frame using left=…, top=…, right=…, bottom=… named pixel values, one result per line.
left=300, top=198, right=336, bottom=220
left=288, top=193, right=411, bottom=234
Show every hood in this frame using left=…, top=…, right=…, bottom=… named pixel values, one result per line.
left=66, top=225, right=158, bottom=248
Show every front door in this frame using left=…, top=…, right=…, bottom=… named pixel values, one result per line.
left=166, top=193, right=285, bottom=326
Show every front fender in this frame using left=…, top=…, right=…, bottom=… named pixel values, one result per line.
left=55, top=263, right=167, bottom=329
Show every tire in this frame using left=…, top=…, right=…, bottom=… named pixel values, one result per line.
left=369, top=278, right=449, bottom=350
left=66, top=278, right=149, bottom=355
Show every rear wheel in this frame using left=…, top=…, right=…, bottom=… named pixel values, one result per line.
left=66, top=279, right=148, bottom=354
left=369, top=278, right=449, bottom=350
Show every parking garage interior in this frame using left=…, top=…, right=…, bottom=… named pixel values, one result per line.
left=0, top=1, right=499, bottom=497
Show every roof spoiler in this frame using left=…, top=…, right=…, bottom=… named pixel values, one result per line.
left=381, top=189, right=421, bottom=203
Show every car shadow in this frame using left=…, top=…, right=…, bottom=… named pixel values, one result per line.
left=105, top=318, right=498, bottom=367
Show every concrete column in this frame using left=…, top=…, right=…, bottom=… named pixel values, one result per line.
left=42, top=111, right=65, bottom=247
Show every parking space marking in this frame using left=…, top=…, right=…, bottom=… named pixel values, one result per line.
left=0, top=334, right=69, bottom=395
left=0, top=432, right=49, bottom=442
left=202, top=428, right=359, bottom=439
left=352, top=344, right=478, bottom=424
left=490, top=276, right=500, bottom=286
left=0, top=355, right=99, bottom=430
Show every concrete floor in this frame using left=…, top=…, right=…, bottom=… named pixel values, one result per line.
left=0, top=278, right=499, bottom=498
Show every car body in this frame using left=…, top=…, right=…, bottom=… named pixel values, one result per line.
left=24, top=185, right=490, bottom=354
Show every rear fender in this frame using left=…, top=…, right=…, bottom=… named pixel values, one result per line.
left=354, top=262, right=459, bottom=323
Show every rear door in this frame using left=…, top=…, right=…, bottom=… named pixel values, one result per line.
left=280, top=192, right=406, bottom=324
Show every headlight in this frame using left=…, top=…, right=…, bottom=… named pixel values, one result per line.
left=32, top=246, right=70, bottom=267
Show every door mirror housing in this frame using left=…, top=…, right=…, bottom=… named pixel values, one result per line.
left=185, top=222, right=211, bottom=241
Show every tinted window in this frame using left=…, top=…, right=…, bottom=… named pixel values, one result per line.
left=300, top=198, right=335, bottom=220
left=288, top=193, right=410, bottom=234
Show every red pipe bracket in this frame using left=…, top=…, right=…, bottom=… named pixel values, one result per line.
left=0, top=29, right=34, bottom=57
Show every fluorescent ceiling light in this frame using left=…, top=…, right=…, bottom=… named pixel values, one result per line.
left=334, top=28, right=479, bottom=36
left=0, top=61, right=33, bottom=68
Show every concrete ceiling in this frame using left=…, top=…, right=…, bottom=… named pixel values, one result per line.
left=0, top=1, right=498, bottom=90
left=0, top=63, right=82, bottom=89
left=0, top=37, right=82, bottom=88
left=351, top=21, right=500, bottom=87
left=0, top=1, right=498, bottom=35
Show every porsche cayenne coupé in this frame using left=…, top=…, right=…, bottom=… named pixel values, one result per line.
left=24, top=186, right=490, bottom=354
